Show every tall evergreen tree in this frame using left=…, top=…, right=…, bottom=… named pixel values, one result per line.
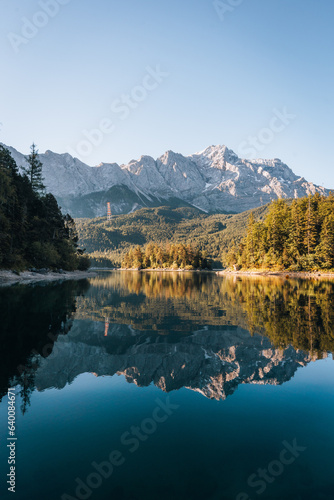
left=245, top=213, right=256, bottom=266
left=304, top=195, right=317, bottom=255
left=23, top=143, right=45, bottom=195
left=265, top=199, right=290, bottom=257
left=317, top=214, right=334, bottom=269
left=288, top=199, right=304, bottom=255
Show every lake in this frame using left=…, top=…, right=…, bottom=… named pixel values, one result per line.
left=0, top=271, right=333, bottom=500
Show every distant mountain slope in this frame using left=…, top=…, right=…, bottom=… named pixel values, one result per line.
left=76, top=204, right=270, bottom=266
left=2, top=143, right=330, bottom=217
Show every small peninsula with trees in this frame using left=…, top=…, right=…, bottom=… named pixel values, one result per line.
left=121, top=243, right=211, bottom=270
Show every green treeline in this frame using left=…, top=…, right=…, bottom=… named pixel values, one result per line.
left=0, top=145, right=89, bottom=271
left=226, top=194, right=334, bottom=271
left=122, top=243, right=211, bottom=270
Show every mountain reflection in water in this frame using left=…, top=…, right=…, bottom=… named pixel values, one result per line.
left=1, top=271, right=333, bottom=411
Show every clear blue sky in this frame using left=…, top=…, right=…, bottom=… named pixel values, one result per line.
left=0, top=0, right=333, bottom=186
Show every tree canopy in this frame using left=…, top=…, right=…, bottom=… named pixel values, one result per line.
left=226, top=194, right=334, bottom=271
left=0, top=145, right=89, bottom=271
left=122, top=243, right=211, bottom=270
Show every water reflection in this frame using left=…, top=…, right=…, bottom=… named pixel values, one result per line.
left=34, top=322, right=321, bottom=400
left=79, top=272, right=334, bottom=353
left=1, top=272, right=333, bottom=409
left=0, top=279, right=90, bottom=411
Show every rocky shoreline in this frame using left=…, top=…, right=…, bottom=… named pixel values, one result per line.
left=0, top=270, right=97, bottom=287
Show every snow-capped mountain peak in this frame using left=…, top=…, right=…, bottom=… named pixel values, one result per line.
left=1, top=142, right=330, bottom=217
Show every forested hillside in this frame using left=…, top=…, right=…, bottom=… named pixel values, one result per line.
left=0, top=145, right=89, bottom=271
left=226, top=194, right=334, bottom=271
left=76, top=205, right=269, bottom=267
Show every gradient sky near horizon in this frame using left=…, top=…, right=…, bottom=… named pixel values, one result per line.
left=0, top=0, right=333, bottom=186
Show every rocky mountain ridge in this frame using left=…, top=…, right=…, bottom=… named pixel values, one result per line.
left=3, top=143, right=330, bottom=217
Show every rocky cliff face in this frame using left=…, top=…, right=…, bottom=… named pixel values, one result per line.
left=3, top=143, right=329, bottom=217
left=33, top=321, right=316, bottom=401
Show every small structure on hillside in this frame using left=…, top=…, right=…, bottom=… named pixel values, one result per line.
left=107, top=202, right=112, bottom=221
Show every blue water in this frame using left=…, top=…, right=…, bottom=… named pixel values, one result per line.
left=0, top=272, right=333, bottom=500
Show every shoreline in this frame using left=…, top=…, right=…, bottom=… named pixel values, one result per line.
left=0, top=270, right=98, bottom=287
left=119, top=268, right=214, bottom=273
left=216, top=270, right=334, bottom=279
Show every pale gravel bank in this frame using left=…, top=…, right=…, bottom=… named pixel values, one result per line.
left=0, top=270, right=97, bottom=287
left=216, top=270, right=334, bottom=279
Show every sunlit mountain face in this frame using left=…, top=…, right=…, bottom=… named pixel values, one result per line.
left=3, top=143, right=330, bottom=217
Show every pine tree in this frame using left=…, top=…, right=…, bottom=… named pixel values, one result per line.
left=245, top=213, right=257, bottom=266
left=23, top=143, right=45, bottom=195
left=317, top=214, right=334, bottom=269
left=289, top=199, right=303, bottom=255
left=265, top=199, right=289, bottom=259
left=304, top=195, right=317, bottom=255
left=133, top=246, right=144, bottom=268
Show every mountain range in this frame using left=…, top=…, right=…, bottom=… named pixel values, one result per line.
left=3, top=143, right=330, bottom=217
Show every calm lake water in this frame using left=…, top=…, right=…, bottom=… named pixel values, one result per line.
left=0, top=271, right=334, bottom=500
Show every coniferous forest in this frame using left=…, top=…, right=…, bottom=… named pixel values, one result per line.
left=226, top=194, right=334, bottom=271
left=122, top=243, right=211, bottom=270
left=0, top=145, right=89, bottom=271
